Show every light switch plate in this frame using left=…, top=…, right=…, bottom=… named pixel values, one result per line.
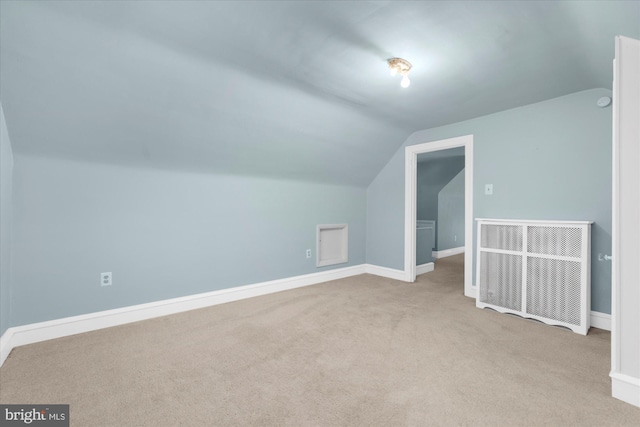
left=484, top=184, right=493, bottom=195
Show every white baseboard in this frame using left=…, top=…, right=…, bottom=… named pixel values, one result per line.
left=432, top=246, right=465, bottom=259
left=364, top=264, right=408, bottom=281
left=611, top=372, right=640, bottom=407
left=0, top=329, right=16, bottom=368
left=1, top=263, right=611, bottom=370
left=0, top=264, right=366, bottom=367
left=416, top=262, right=434, bottom=275
left=590, top=311, right=611, bottom=331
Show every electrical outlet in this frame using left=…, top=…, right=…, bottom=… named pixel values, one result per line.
left=454, top=235, right=457, bottom=242
left=306, top=249, right=312, bottom=258
left=101, top=272, right=112, bottom=287
left=484, top=184, right=493, bottom=195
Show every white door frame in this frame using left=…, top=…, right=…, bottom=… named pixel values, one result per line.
left=610, top=35, right=640, bottom=408
left=404, top=134, right=474, bottom=297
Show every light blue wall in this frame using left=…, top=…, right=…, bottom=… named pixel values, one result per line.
left=438, top=169, right=465, bottom=251
left=416, top=225, right=434, bottom=266
left=0, top=104, right=13, bottom=336
left=416, top=156, right=465, bottom=249
left=10, top=155, right=366, bottom=327
left=366, top=88, right=613, bottom=314
left=4, top=87, right=615, bottom=327
left=366, top=155, right=405, bottom=270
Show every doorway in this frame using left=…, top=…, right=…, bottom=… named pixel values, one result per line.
left=404, top=135, right=474, bottom=297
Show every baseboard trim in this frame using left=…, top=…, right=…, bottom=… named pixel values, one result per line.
left=364, top=264, right=408, bottom=282
left=611, top=372, right=640, bottom=407
left=416, top=262, right=434, bottom=275
left=0, top=264, right=366, bottom=367
left=2, top=264, right=608, bottom=369
left=465, top=286, right=477, bottom=299
left=590, top=311, right=611, bottom=331
left=0, top=329, right=16, bottom=368
left=432, top=246, right=465, bottom=259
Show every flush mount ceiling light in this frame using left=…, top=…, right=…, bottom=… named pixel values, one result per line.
left=388, top=57, right=412, bottom=88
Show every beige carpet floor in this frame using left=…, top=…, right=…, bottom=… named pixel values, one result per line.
left=1, top=254, right=639, bottom=426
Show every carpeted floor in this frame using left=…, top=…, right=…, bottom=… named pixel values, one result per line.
left=1, top=254, right=639, bottom=426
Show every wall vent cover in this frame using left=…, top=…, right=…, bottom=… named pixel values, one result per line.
left=317, top=224, right=348, bottom=267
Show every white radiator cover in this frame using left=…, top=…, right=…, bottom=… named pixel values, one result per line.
left=476, top=219, right=592, bottom=335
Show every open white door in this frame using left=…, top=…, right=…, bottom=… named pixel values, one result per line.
left=611, top=35, right=640, bottom=408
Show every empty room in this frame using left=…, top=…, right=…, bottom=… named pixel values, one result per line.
left=1, top=1, right=639, bottom=425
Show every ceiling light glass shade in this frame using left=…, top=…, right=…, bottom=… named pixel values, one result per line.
left=388, top=57, right=412, bottom=88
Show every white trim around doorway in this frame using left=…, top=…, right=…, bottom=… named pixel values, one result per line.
left=404, top=135, right=474, bottom=297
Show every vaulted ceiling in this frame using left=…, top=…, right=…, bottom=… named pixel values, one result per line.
left=1, top=1, right=638, bottom=186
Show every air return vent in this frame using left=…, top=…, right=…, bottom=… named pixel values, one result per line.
left=317, top=224, right=348, bottom=267
left=476, top=219, right=592, bottom=335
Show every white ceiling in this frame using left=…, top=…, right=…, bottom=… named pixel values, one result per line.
left=1, top=1, right=638, bottom=186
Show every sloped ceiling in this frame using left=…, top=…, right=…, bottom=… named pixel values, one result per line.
left=1, top=1, right=638, bottom=186
left=418, top=147, right=464, bottom=163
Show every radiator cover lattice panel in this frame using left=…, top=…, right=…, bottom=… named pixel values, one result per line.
left=481, top=224, right=523, bottom=251
left=528, top=226, right=582, bottom=258
left=527, top=257, right=581, bottom=325
left=479, top=252, right=522, bottom=311
left=476, top=219, right=591, bottom=335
